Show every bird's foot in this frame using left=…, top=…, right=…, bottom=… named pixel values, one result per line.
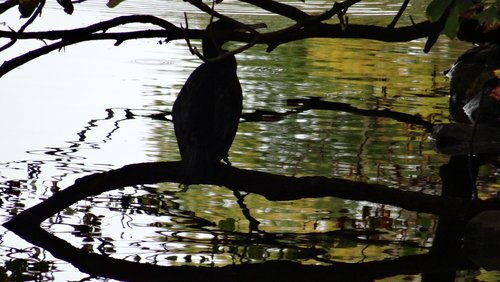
left=178, top=183, right=190, bottom=192
left=222, top=157, right=232, bottom=166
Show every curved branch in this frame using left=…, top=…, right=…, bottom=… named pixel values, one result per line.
left=5, top=161, right=500, bottom=228
left=0, top=10, right=447, bottom=77
left=261, top=20, right=440, bottom=51
left=0, top=15, right=191, bottom=78
left=239, top=0, right=360, bottom=23
left=0, top=18, right=437, bottom=44
left=0, top=160, right=493, bottom=280
left=0, top=220, right=476, bottom=282
left=0, top=29, right=186, bottom=78
left=0, top=14, right=181, bottom=40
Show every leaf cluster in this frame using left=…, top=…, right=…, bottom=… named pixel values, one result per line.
left=426, top=0, right=500, bottom=38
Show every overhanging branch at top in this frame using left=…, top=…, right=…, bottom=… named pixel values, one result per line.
left=0, top=0, right=469, bottom=77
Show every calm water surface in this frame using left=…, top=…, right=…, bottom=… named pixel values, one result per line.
left=1, top=0, right=499, bottom=281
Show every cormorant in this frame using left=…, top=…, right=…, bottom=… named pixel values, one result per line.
left=172, top=20, right=243, bottom=183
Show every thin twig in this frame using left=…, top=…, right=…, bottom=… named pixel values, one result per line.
left=240, top=0, right=310, bottom=21
left=207, top=0, right=221, bottom=55
left=0, top=0, right=46, bottom=52
left=388, top=0, right=411, bottom=28
left=182, top=13, right=203, bottom=59
left=315, top=0, right=359, bottom=23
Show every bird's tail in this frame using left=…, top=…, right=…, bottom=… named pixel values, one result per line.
left=181, top=150, right=216, bottom=184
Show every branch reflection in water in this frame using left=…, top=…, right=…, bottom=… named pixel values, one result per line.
left=3, top=159, right=481, bottom=281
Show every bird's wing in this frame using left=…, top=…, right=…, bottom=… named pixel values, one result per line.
left=172, top=63, right=216, bottom=159
left=213, top=69, right=243, bottom=161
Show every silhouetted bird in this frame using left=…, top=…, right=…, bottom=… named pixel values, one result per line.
left=172, top=20, right=243, bottom=183
left=447, top=43, right=500, bottom=126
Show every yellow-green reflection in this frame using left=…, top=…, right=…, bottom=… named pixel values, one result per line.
left=144, top=5, right=472, bottom=268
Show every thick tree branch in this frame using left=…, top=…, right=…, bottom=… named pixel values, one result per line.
left=5, top=161, right=500, bottom=228
left=0, top=14, right=445, bottom=78
left=0, top=18, right=437, bottom=43
left=262, top=20, right=440, bottom=51
left=0, top=30, right=183, bottom=78
left=0, top=0, right=445, bottom=77
left=0, top=15, right=193, bottom=78
left=0, top=15, right=182, bottom=40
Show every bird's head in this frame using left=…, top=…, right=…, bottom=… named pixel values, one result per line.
left=202, top=19, right=265, bottom=59
left=202, top=19, right=239, bottom=58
